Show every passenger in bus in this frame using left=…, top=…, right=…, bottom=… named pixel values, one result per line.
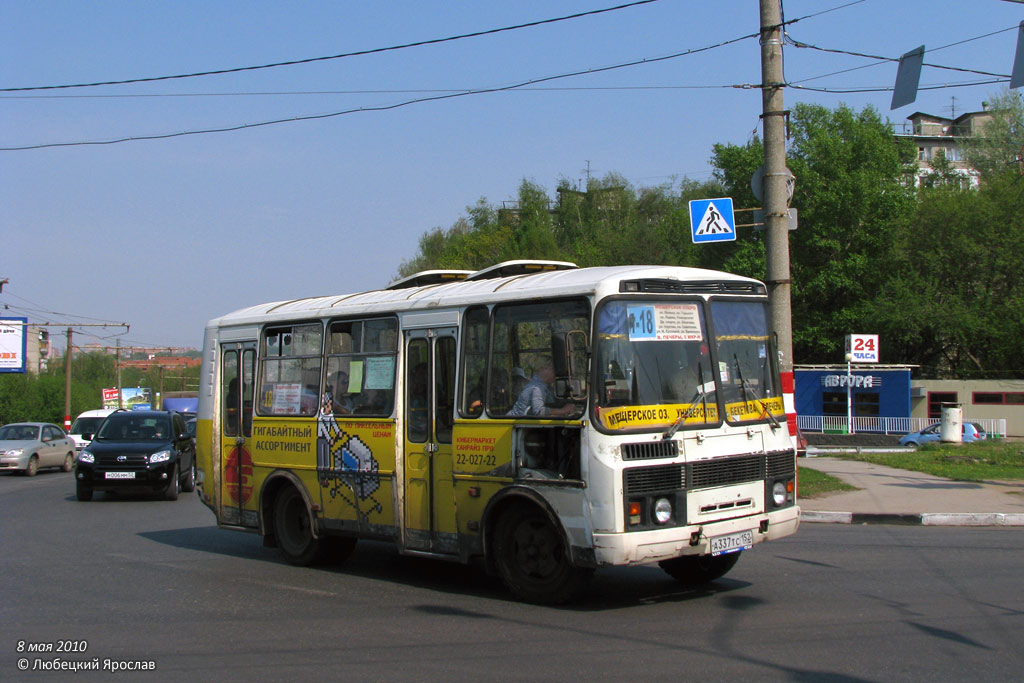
left=508, top=359, right=575, bottom=417
left=225, top=377, right=239, bottom=433
left=330, top=372, right=355, bottom=415
left=354, top=389, right=389, bottom=415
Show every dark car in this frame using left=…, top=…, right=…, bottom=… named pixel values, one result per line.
left=75, top=410, right=195, bottom=501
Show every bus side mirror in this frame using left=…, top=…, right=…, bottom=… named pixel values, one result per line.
left=552, top=331, right=588, bottom=400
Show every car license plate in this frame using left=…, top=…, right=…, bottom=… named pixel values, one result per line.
left=105, top=472, right=135, bottom=480
left=710, top=529, right=754, bottom=556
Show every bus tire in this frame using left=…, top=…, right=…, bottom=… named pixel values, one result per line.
left=493, top=506, right=591, bottom=605
left=273, top=486, right=321, bottom=566
left=659, top=551, right=741, bottom=585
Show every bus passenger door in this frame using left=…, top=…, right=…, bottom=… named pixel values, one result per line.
left=403, top=327, right=457, bottom=553
left=219, top=341, right=256, bottom=527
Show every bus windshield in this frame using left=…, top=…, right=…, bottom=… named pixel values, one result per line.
left=711, top=300, right=783, bottom=425
left=595, top=300, right=717, bottom=430
left=594, top=298, right=783, bottom=431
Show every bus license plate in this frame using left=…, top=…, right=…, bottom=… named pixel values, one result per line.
left=105, top=472, right=135, bottom=480
left=710, top=529, right=754, bottom=556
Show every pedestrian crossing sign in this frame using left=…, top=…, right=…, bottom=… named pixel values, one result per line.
left=689, top=197, right=736, bottom=243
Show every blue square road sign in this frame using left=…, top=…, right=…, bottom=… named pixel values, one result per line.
left=689, top=198, right=736, bottom=243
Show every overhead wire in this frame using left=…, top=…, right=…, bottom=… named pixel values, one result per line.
left=0, top=0, right=661, bottom=92
left=785, top=24, right=1016, bottom=87
left=0, top=29, right=762, bottom=151
left=2, top=0, right=1015, bottom=150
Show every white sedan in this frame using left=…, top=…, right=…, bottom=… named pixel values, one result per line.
left=0, top=422, right=77, bottom=476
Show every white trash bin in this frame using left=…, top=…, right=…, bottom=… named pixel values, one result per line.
left=940, top=404, right=962, bottom=443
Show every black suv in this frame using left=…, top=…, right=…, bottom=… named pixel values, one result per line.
left=75, top=410, right=195, bottom=501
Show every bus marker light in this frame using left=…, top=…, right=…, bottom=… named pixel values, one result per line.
left=628, top=501, right=642, bottom=525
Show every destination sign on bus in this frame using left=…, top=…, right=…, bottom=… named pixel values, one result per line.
left=627, top=303, right=703, bottom=342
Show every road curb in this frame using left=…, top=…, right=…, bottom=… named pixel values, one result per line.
left=801, top=511, right=1024, bottom=526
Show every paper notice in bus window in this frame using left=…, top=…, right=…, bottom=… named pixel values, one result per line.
left=627, top=304, right=703, bottom=342
left=364, top=356, right=395, bottom=390
left=272, top=383, right=301, bottom=414
left=348, top=361, right=364, bottom=392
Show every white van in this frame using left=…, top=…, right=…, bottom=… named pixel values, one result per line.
left=68, top=409, right=117, bottom=451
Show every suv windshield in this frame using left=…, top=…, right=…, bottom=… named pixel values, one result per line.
left=594, top=298, right=783, bottom=432
left=96, top=415, right=173, bottom=441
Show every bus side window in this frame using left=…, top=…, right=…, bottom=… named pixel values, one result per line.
left=222, top=350, right=239, bottom=436
left=459, top=306, right=489, bottom=418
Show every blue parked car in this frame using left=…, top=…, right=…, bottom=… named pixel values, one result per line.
left=900, top=422, right=986, bottom=448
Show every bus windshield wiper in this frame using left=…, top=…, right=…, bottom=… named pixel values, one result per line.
left=734, top=354, right=780, bottom=430
left=663, top=365, right=711, bottom=440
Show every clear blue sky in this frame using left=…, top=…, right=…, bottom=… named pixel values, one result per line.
left=3, top=0, right=1021, bottom=351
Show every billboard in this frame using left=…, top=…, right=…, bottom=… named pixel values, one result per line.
left=0, top=317, right=27, bottom=373
left=102, top=387, right=153, bottom=410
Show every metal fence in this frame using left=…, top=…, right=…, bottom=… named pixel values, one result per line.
left=796, top=415, right=1007, bottom=438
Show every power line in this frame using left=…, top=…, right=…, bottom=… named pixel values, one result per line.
left=0, top=30, right=762, bottom=151
left=786, top=25, right=1016, bottom=86
left=1, top=84, right=756, bottom=100
left=0, top=0, right=661, bottom=92
left=791, top=78, right=1009, bottom=96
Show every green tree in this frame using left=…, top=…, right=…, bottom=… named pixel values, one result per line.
left=713, top=103, right=917, bottom=363
left=962, top=89, right=1024, bottom=180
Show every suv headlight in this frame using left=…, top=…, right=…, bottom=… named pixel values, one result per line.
left=149, top=450, right=172, bottom=464
left=78, top=451, right=94, bottom=464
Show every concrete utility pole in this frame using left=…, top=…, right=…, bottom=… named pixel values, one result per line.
left=759, top=0, right=796, bottom=430
left=65, top=328, right=73, bottom=430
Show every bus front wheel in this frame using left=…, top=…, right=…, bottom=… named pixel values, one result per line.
left=273, top=486, right=321, bottom=566
left=659, top=551, right=741, bottom=584
left=493, top=507, right=590, bottom=604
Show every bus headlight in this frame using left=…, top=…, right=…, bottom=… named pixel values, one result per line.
left=653, top=497, right=673, bottom=524
left=772, top=481, right=787, bottom=507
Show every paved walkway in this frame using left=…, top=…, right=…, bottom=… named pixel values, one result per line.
left=798, top=454, right=1024, bottom=526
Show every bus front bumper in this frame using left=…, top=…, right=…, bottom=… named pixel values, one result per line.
left=590, top=505, right=800, bottom=567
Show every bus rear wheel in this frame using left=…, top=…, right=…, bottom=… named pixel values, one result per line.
left=273, top=486, right=321, bottom=566
left=493, top=507, right=590, bottom=604
left=659, top=551, right=741, bottom=585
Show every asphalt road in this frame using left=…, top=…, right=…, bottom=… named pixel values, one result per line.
left=2, top=469, right=1022, bottom=681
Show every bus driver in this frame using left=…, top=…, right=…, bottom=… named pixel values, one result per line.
left=508, top=359, right=575, bottom=418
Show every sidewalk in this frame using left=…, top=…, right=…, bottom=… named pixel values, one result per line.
left=798, top=454, right=1024, bottom=526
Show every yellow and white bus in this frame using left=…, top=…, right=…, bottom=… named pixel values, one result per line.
left=195, top=261, right=799, bottom=603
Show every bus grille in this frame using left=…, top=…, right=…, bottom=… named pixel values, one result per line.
left=624, top=451, right=793, bottom=495
left=624, top=464, right=685, bottom=494
left=690, top=454, right=764, bottom=490
left=766, top=450, right=796, bottom=478
left=621, top=440, right=679, bottom=461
